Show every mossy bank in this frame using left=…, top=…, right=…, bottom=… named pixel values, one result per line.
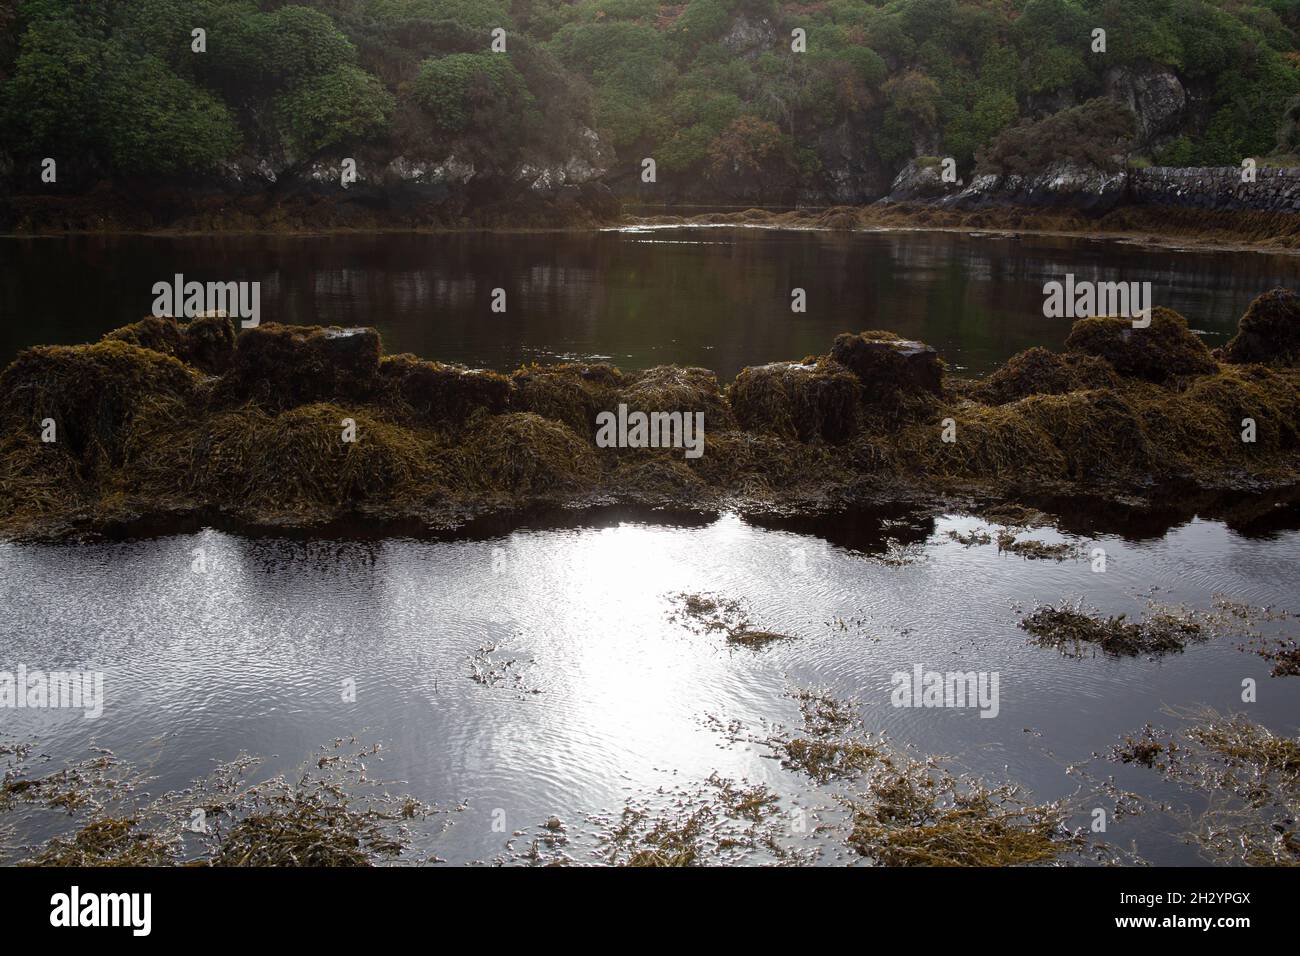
left=2, top=290, right=1299, bottom=540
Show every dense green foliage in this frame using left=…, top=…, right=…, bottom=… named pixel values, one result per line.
left=2, top=0, right=1299, bottom=188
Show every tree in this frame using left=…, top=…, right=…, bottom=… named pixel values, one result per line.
left=411, top=53, right=533, bottom=134
left=99, top=48, right=241, bottom=174
left=274, top=65, right=393, bottom=159
left=708, top=114, right=795, bottom=189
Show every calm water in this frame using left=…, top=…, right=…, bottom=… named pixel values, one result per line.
left=2, top=227, right=1299, bottom=377
left=2, top=504, right=1298, bottom=865
left=2, top=229, right=1299, bottom=865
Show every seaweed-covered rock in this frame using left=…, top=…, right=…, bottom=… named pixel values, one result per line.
left=620, top=366, right=736, bottom=431
left=1017, top=388, right=1154, bottom=480
left=184, top=403, right=439, bottom=517
left=731, top=361, right=860, bottom=442
left=1064, top=307, right=1217, bottom=382
left=103, top=314, right=237, bottom=374
left=462, top=412, right=599, bottom=495
left=218, top=324, right=382, bottom=407
left=379, top=354, right=510, bottom=425
left=510, top=363, right=623, bottom=439
left=899, top=402, right=1065, bottom=483
left=1223, top=289, right=1300, bottom=366
left=0, top=341, right=201, bottom=466
left=971, top=347, right=1119, bottom=404
left=829, top=331, right=943, bottom=398
left=1181, top=366, right=1300, bottom=452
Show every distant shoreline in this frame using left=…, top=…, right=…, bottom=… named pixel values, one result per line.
left=3, top=201, right=1300, bottom=257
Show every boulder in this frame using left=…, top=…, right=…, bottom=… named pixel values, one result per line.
left=830, top=331, right=944, bottom=398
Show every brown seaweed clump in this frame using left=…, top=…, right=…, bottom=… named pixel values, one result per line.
left=1106, top=710, right=1300, bottom=866
left=104, top=314, right=237, bottom=374
left=969, top=346, right=1118, bottom=404
left=510, top=362, right=622, bottom=438
left=23, top=817, right=175, bottom=867
left=670, top=590, right=790, bottom=650
left=1, top=288, right=1299, bottom=538
left=843, top=762, right=1077, bottom=866
left=0, top=340, right=203, bottom=468
left=214, top=324, right=384, bottom=408
left=1222, top=288, right=1300, bottom=366
left=1063, top=307, right=1218, bottom=382
left=4, top=742, right=440, bottom=868
left=379, top=354, right=511, bottom=426
left=730, top=360, right=860, bottom=442
left=666, top=592, right=794, bottom=649
left=1019, top=600, right=1205, bottom=657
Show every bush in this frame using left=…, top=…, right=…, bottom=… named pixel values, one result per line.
left=977, top=99, right=1135, bottom=175
left=273, top=65, right=394, bottom=158
left=411, top=52, right=533, bottom=134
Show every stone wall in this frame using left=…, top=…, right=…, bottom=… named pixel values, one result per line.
left=1129, top=166, right=1300, bottom=213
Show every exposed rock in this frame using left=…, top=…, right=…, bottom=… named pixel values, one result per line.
left=722, top=16, right=777, bottom=57
left=1105, top=65, right=1186, bottom=150
left=1130, top=166, right=1300, bottom=212
left=804, top=121, right=889, bottom=204
left=885, top=158, right=963, bottom=202
left=949, top=161, right=1128, bottom=213
left=830, top=331, right=944, bottom=398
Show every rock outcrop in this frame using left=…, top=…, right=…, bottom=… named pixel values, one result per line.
left=1104, top=65, right=1187, bottom=151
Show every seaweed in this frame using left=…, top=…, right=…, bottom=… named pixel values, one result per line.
left=214, top=324, right=383, bottom=409
left=666, top=592, right=794, bottom=649
left=1064, top=307, right=1218, bottom=382
left=379, top=354, right=511, bottom=426
left=995, top=530, right=1080, bottom=560
left=620, top=365, right=735, bottom=431
left=0, top=341, right=202, bottom=468
left=509, top=363, right=622, bottom=440
left=842, top=761, right=1079, bottom=866
left=1020, top=599, right=1206, bottom=657
left=2, top=289, right=1299, bottom=539
left=23, top=817, right=175, bottom=867
left=1223, top=288, right=1300, bottom=366
left=4, top=740, right=443, bottom=868
left=597, top=774, right=793, bottom=867
left=730, top=360, right=860, bottom=442
left=970, top=346, right=1119, bottom=405
left=104, top=313, right=236, bottom=374
left=1107, top=710, right=1300, bottom=866
left=670, top=590, right=790, bottom=650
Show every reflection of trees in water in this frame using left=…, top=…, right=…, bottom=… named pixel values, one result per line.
left=2, top=231, right=1298, bottom=379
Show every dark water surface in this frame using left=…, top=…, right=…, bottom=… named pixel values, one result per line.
left=2, top=504, right=1299, bottom=865
left=2, top=227, right=1299, bottom=377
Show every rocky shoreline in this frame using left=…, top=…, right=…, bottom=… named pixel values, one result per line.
left=2, top=290, right=1298, bottom=542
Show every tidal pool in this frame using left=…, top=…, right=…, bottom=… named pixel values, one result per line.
left=2, top=502, right=1297, bottom=865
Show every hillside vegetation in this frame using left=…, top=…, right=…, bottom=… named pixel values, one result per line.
left=2, top=0, right=1299, bottom=204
